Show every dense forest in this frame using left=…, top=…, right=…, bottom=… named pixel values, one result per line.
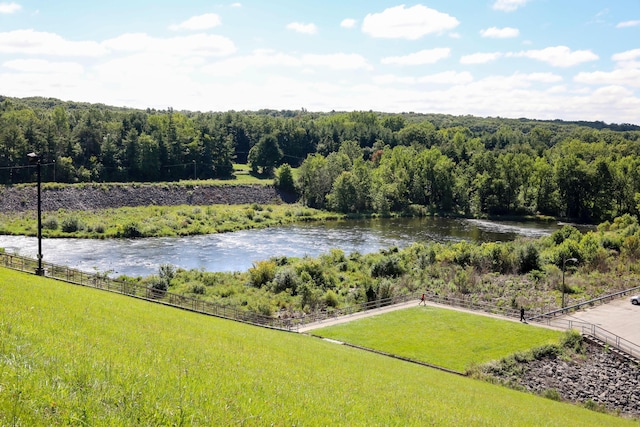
left=2, top=95, right=640, bottom=223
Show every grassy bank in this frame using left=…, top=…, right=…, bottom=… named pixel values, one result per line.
left=313, top=306, right=563, bottom=372
left=0, top=267, right=633, bottom=426
left=0, top=203, right=342, bottom=238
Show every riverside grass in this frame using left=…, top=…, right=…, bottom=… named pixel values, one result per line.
left=0, top=269, right=634, bottom=426
left=0, top=203, right=340, bottom=238
left=312, top=306, right=564, bottom=372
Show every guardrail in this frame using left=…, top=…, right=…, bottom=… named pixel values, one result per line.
left=528, top=285, right=640, bottom=320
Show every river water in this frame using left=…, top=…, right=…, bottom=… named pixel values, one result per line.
left=0, top=217, right=567, bottom=277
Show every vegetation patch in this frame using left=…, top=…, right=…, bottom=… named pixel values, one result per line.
left=0, top=268, right=632, bottom=426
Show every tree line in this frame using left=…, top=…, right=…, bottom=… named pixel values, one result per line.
left=2, top=96, right=640, bottom=223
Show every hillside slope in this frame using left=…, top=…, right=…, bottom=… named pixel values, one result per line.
left=0, top=183, right=288, bottom=212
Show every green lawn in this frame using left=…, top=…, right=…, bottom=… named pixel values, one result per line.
left=312, top=306, right=564, bottom=372
left=0, top=268, right=633, bottom=426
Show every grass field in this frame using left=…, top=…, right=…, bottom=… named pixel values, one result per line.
left=312, top=306, right=564, bottom=372
left=0, top=267, right=634, bottom=426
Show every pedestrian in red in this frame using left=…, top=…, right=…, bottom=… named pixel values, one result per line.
left=419, top=293, right=426, bottom=306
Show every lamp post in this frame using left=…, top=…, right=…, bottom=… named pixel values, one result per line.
left=561, top=256, right=578, bottom=309
left=27, top=152, right=44, bottom=276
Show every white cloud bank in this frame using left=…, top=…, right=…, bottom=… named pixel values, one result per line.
left=512, top=46, right=599, bottom=67
left=381, top=48, right=451, bottom=65
left=169, top=13, right=222, bottom=31
left=480, top=27, right=519, bottom=38
left=286, top=22, right=318, bottom=35
left=492, top=0, right=530, bottom=12
left=0, top=1, right=20, bottom=14
left=362, top=5, right=459, bottom=40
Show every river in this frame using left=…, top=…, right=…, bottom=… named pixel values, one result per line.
left=0, top=217, right=569, bottom=277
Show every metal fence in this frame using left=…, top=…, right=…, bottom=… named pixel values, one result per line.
left=3, top=250, right=640, bottom=361
left=0, top=252, right=292, bottom=330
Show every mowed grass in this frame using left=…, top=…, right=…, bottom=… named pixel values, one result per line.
left=0, top=268, right=633, bottom=426
left=313, top=306, right=564, bottom=372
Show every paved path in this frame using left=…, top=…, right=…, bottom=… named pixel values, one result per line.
left=560, top=296, right=640, bottom=344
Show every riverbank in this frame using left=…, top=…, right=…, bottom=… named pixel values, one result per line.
left=0, top=182, right=293, bottom=212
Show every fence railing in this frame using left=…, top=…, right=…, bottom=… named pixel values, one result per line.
left=3, top=250, right=640, bottom=360
left=528, top=285, right=640, bottom=320
left=0, top=252, right=293, bottom=330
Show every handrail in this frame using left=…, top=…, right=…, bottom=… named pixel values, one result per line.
left=0, top=252, right=292, bottom=331
left=580, top=324, right=640, bottom=361
left=528, top=285, right=640, bottom=320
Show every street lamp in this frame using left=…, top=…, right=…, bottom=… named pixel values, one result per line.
left=27, top=152, right=44, bottom=276
left=561, top=256, right=578, bottom=309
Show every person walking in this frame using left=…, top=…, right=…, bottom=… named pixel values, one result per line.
left=419, top=293, right=426, bottom=306
left=520, top=307, right=526, bottom=322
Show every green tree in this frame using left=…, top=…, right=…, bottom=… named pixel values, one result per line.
left=248, top=134, right=283, bottom=176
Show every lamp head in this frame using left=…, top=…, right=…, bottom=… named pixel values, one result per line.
left=27, top=152, right=40, bottom=163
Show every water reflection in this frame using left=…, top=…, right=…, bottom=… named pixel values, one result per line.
left=0, top=217, right=565, bottom=277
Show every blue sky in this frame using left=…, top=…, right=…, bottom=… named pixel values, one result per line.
left=1, top=1, right=639, bottom=124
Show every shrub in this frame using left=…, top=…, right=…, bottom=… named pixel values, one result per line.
left=42, top=217, right=59, bottom=230
left=190, top=283, right=206, bottom=295
left=272, top=267, right=300, bottom=294
left=122, top=222, right=142, bottom=238
left=541, top=388, right=562, bottom=401
left=371, top=256, right=403, bottom=278
left=518, top=243, right=540, bottom=273
left=248, top=260, right=277, bottom=288
left=61, top=216, right=81, bottom=232
left=324, top=290, right=339, bottom=307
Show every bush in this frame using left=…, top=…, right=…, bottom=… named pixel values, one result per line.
left=61, top=216, right=81, bottom=232
left=122, top=222, right=142, bottom=238
left=272, top=267, right=300, bottom=294
left=371, top=256, right=403, bottom=278
left=518, top=243, right=540, bottom=273
left=42, top=217, right=59, bottom=230
left=248, top=260, right=277, bottom=288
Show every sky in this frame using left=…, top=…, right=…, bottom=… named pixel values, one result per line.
left=1, top=0, right=639, bottom=124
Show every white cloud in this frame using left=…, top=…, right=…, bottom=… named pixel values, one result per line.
left=169, top=13, right=222, bottom=31
left=303, top=53, right=372, bottom=70
left=0, top=2, right=20, bottom=14
left=0, top=29, right=107, bottom=56
left=341, top=18, right=356, bottom=29
left=417, top=71, right=473, bottom=84
left=512, top=46, right=598, bottom=67
left=575, top=69, right=640, bottom=88
left=3, top=58, right=84, bottom=74
left=362, top=5, right=459, bottom=40
left=480, top=27, right=519, bottom=38
left=460, top=52, right=503, bottom=64
left=612, top=49, right=640, bottom=62
left=616, top=20, right=640, bottom=28
left=286, top=22, right=318, bottom=35
left=230, top=2, right=242, bottom=7
left=373, top=71, right=473, bottom=85
left=381, top=48, right=451, bottom=65
left=200, top=50, right=371, bottom=76
left=492, top=0, right=530, bottom=12
left=102, top=33, right=236, bottom=57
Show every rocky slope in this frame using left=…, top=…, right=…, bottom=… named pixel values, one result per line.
left=486, top=340, right=639, bottom=419
left=0, top=183, right=291, bottom=212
